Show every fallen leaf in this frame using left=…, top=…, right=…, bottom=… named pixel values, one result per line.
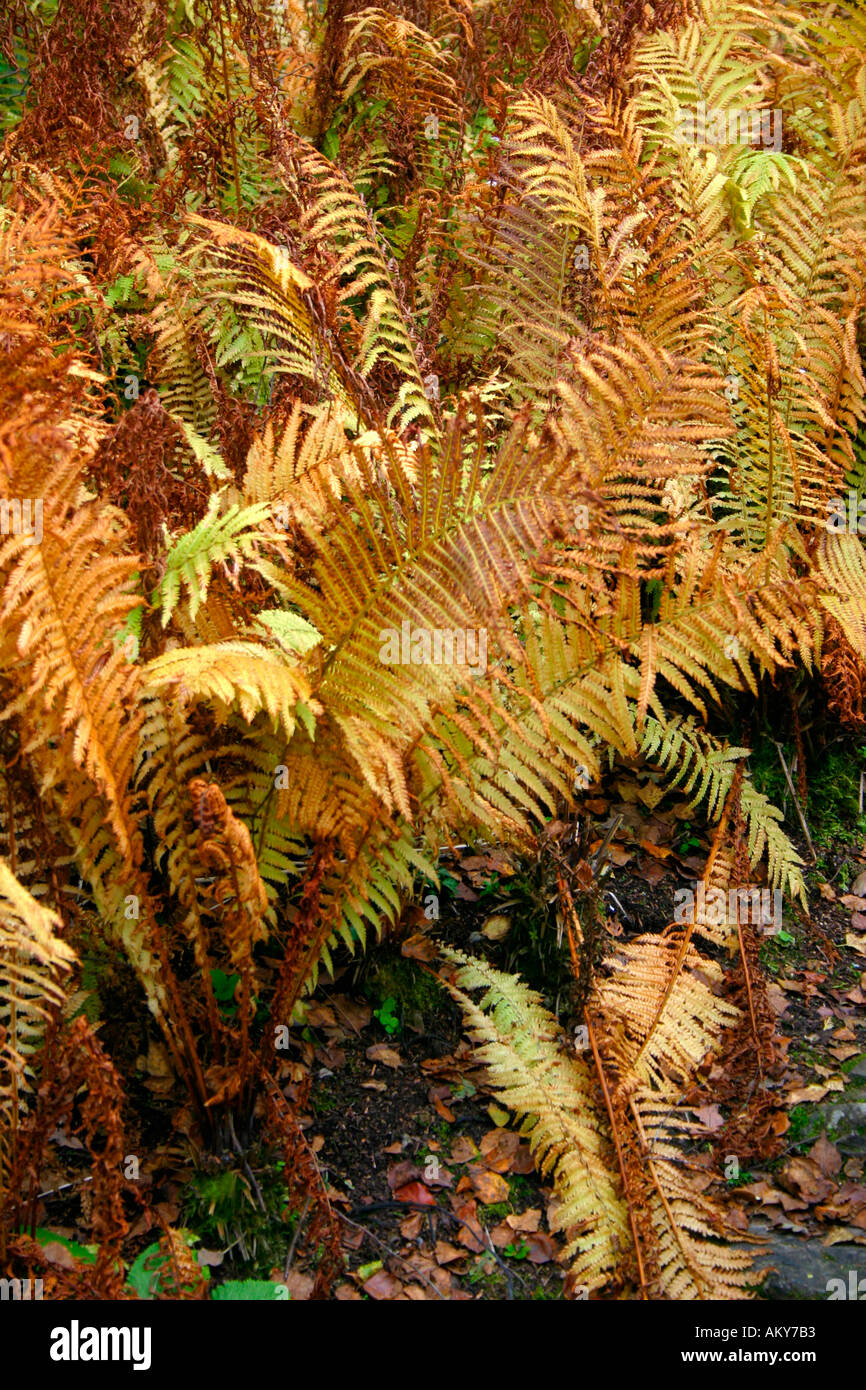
left=479, top=1128, right=521, bottom=1172
left=450, top=1136, right=477, bottom=1164
left=829, top=1044, right=861, bottom=1062
left=524, top=1231, right=558, bottom=1264
left=362, top=1270, right=403, bottom=1300
left=41, top=1242, right=77, bottom=1270
left=642, top=859, right=668, bottom=886
left=786, top=1084, right=829, bottom=1104
left=468, top=1166, right=510, bottom=1204
left=285, top=1271, right=315, bottom=1300
left=819, top=882, right=837, bottom=901
left=400, top=1213, right=423, bottom=1239
left=481, top=914, right=511, bottom=941
left=306, top=1002, right=338, bottom=1028
left=432, top=1095, right=456, bottom=1123
left=506, top=1208, right=541, bottom=1233
left=782, top=1157, right=834, bottom=1204
left=334, top=1283, right=363, bottom=1300
left=395, top=1181, right=436, bottom=1206
left=809, top=1135, right=842, bottom=1177
left=361, top=1079, right=386, bottom=1092
left=841, top=894, right=866, bottom=911
left=694, top=1104, right=725, bottom=1132
left=433, top=1241, right=463, bottom=1265
left=365, top=1043, right=402, bottom=1068
left=387, top=1160, right=421, bottom=1191
left=766, top=982, right=790, bottom=1016
left=846, top=932, right=866, bottom=955
left=401, top=933, right=438, bottom=963
left=451, top=1199, right=485, bottom=1253
left=330, top=995, right=372, bottom=1033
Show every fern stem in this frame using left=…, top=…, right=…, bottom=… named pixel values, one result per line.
left=216, top=0, right=243, bottom=212
left=583, top=1008, right=649, bottom=1298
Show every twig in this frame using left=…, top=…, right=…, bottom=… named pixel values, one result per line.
left=773, top=741, right=816, bottom=862
left=284, top=1194, right=311, bottom=1279
left=227, top=1113, right=266, bottom=1213
left=347, top=1200, right=527, bottom=1297
left=591, top=814, right=623, bottom=875
left=336, top=1209, right=447, bottom=1300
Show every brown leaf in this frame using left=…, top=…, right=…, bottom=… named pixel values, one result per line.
left=782, top=1157, right=834, bottom=1204
left=452, top=1199, right=485, bottom=1253
left=387, top=1161, right=421, bottom=1191
left=330, top=995, right=372, bottom=1033
left=400, top=1213, right=423, bottom=1239
left=479, top=1127, right=520, bottom=1172
left=506, top=1208, right=541, bottom=1233
left=401, top=933, right=438, bottom=963
left=334, top=1283, right=363, bottom=1300
left=694, top=1104, right=725, bottom=1132
left=818, top=882, right=837, bottom=901
left=306, top=1002, right=338, bottom=1028
left=41, top=1242, right=77, bottom=1270
left=365, top=1043, right=402, bottom=1068
left=841, top=894, right=866, bottom=911
left=785, top=1084, right=829, bottom=1104
left=285, top=1271, right=315, bottom=1300
left=468, top=1166, right=510, bottom=1204
left=809, top=1135, right=842, bottom=1177
left=432, top=1095, right=456, bottom=1123
left=433, top=1240, right=464, bottom=1265
left=395, top=1181, right=436, bottom=1206
left=524, top=1231, right=558, bottom=1264
left=450, top=1135, right=477, bottom=1164
left=362, top=1270, right=403, bottom=1300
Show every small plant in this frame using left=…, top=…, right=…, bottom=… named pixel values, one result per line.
left=373, top=995, right=400, bottom=1035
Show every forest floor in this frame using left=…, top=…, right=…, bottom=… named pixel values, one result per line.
left=300, top=779, right=866, bottom=1301
left=30, top=757, right=866, bottom=1301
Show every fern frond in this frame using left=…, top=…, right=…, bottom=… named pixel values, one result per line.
left=443, top=948, right=630, bottom=1292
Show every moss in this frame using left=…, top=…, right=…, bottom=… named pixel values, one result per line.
left=364, top=952, right=446, bottom=1029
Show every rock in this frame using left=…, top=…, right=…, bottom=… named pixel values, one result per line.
left=811, top=1089, right=866, bottom=1158
left=749, top=1224, right=866, bottom=1300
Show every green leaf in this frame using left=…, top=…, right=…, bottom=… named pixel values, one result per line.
left=212, top=1279, right=290, bottom=1300
left=255, top=608, right=322, bottom=656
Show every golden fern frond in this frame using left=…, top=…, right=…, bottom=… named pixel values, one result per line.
left=142, top=641, right=312, bottom=744
left=595, top=932, right=740, bottom=1092
left=0, top=469, right=143, bottom=868
left=442, top=948, right=630, bottom=1293
left=817, top=529, right=866, bottom=656
left=188, top=214, right=362, bottom=426
left=0, top=859, right=76, bottom=1172
left=288, top=141, right=436, bottom=434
